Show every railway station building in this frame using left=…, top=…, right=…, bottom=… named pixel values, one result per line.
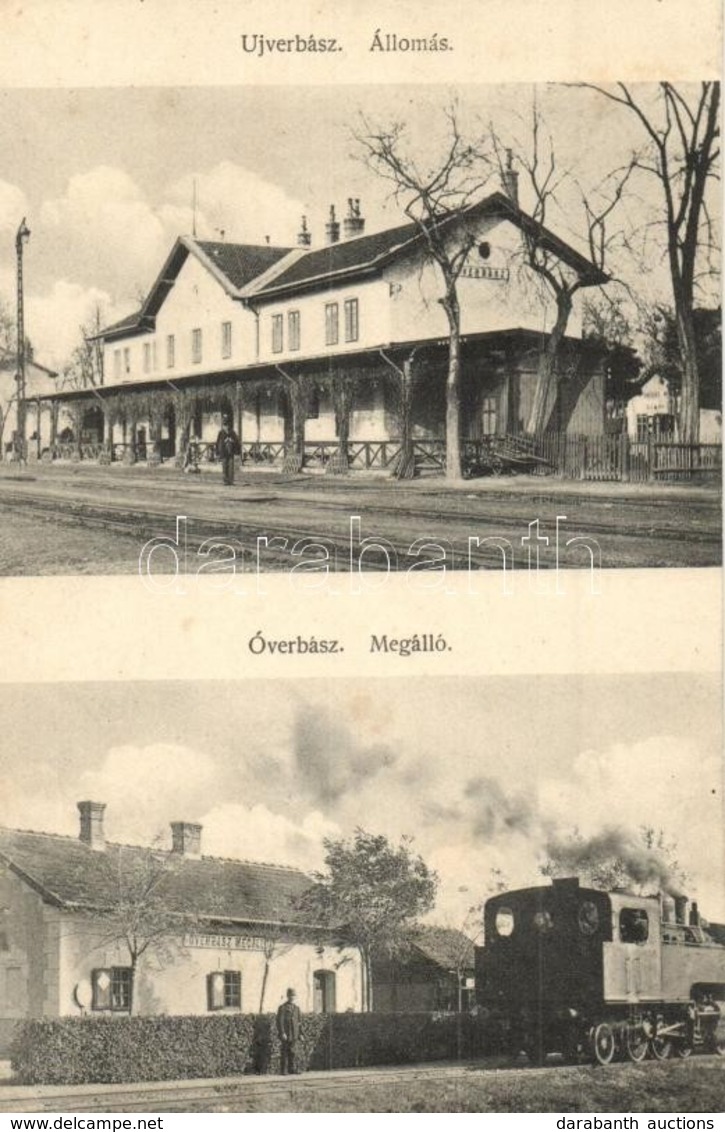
left=39, top=187, right=608, bottom=475
left=0, top=803, right=364, bottom=1056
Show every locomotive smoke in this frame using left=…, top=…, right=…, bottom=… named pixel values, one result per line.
left=544, top=826, right=685, bottom=897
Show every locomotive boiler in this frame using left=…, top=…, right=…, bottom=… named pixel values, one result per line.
left=476, top=877, right=725, bottom=1065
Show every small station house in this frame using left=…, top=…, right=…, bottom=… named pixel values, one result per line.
left=0, top=803, right=364, bottom=1056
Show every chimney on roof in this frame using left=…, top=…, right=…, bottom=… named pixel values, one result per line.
left=297, top=215, right=312, bottom=248
left=170, top=821, right=202, bottom=859
left=342, top=198, right=365, bottom=239
left=78, top=801, right=106, bottom=851
left=501, top=149, right=519, bottom=208
left=325, top=205, right=340, bottom=245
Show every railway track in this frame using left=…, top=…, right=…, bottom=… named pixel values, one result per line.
left=0, top=481, right=720, bottom=572
left=3, top=1055, right=723, bottom=1113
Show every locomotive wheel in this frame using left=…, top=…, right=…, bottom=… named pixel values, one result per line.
left=709, top=1036, right=725, bottom=1057
left=591, top=1022, right=616, bottom=1065
left=649, top=1037, right=672, bottom=1060
left=624, top=1025, right=649, bottom=1063
left=675, top=1040, right=693, bottom=1059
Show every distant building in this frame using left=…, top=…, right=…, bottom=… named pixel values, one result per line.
left=0, top=357, right=58, bottom=461
left=372, top=926, right=476, bottom=1013
left=47, top=190, right=608, bottom=474
left=625, top=374, right=722, bottom=445
left=0, top=803, right=363, bottom=1056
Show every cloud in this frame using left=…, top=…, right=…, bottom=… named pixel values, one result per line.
left=23, top=280, right=124, bottom=371
left=292, top=703, right=399, bottom=807
left=199, top=802, right=339, bottom=871
left=538, top=735, right=724, bottom=914
left=163, top=162, right=305, bottom=246
left=39, top=166, right=168, bottom=298
left=77, top=743, right=217, bottom=843
left=0, top=180, right=30, bottom=237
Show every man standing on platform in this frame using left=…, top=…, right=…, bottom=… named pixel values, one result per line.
left=276, top=987, right=303, bottom=1074
left=216, top=415, right=240, bottom=486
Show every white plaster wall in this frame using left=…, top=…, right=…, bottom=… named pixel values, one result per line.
left=386, top=216, right=584, bottom=344
left=256, top=277, right=390, bottom=365
left=625, top=376, right=674, bottom=436
left=0, top=865, right=58, bottom=1022
left=57, top=915, right=363, bottom=1017
left=103, top=253, right=255, bottom=385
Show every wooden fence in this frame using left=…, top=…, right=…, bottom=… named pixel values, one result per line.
left=48, top=433, right=721, bottom=482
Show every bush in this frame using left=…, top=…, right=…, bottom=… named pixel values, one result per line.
left=249, top=1014, right=329, bottom=1074
left=311, top=1013, right=487, bottom=1070
left=11, top=1015, right=255, bottom=1085
left=11, top=1011, right=491, bottom=1085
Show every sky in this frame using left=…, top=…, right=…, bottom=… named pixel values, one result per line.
left=1, top=672, right=722, bottom=924
left=0, top=82, right=718, bottom=371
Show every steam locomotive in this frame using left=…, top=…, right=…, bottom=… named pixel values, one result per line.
left=475, top=877, right=725, bottom=1065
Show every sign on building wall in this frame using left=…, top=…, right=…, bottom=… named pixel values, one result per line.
left=183, top=932, right=269, bottom=951
left=459, top=265, right=510, bottom=281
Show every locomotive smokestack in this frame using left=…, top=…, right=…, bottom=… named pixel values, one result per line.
left=660, top=894, right=675, bottom=924
left=689, top=901, right=701, bottom=928
left=674, top=895, right=688, bottom=925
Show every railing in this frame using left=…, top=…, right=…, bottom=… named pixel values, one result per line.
left=43, top=433, right=721, bottom=482
left=241, top=441, right=286, bottom=465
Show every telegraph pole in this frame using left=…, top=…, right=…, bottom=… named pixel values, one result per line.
left=15, top=218, right=30, bottom=465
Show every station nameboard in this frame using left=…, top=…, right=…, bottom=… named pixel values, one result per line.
left=460, top=265, right=510, bottom=281
left=184, top=932, right=268, bottom=951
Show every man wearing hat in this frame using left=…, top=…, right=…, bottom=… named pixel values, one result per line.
left=216, top=415, right=241, bottom=486
left=276, top=987, right=303, bottom=1074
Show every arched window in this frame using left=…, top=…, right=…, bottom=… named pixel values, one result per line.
left=312, top=970, right=336, bottom=1014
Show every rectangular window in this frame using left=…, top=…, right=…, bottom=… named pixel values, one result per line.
left=92, top=967, right=132, bottom=1012
left=344, top=298, right=359, bottom=343
left=288, top=310, right=300, bottom=352
left=143, top=342, right=151, bottom=373
left=167, top=334, right=175, bottom=369
left=151, top=341, right=157, bottom=372
left=192, top=328, right=203, bottom=364
left=123, top=348, right=131, bottom=376
left=325, top=303, right=339, bottom=346
left=619, top=908, right=649, bottom=944
left=221, top=321, right=232, bottom=359
left=207, top=970, right=241, bottom=1010
left=272, top=314, right=284, bottom=354
left=113, top=350, right=121, bottom=380
left=307, top=389, right=320, bottom=420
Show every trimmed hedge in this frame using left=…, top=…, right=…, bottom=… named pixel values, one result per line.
left=308, top=1012, right=489, bottom=1070
left=11, top=1012, right=491, bottom=1085
left=11, top=1015, right=255, bottom=1085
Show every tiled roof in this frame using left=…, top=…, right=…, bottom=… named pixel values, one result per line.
left=252, top=192, right=605, bottom=298
left=0, top=827, right=315, bottom=927
left=99, top=310, right=144, bottom=337
left=252, top=220, right=419, bottom=294
left=195, top=241, right=293, bottom=291
left=410, top=925, right=475, bottom=971
left=97, top=240, right=292, bottom=339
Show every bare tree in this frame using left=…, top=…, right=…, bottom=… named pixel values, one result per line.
left=355, top=106, right=492, bottom=479
left=82, top=844, right=198, bottom=1014
left=490, top=104, right=631, bottom=435
left=257, top=925, right=294, bottom=1012
left=582, top=83, right=720, bottom=443
left=60, top=304, right=105, bottom=391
